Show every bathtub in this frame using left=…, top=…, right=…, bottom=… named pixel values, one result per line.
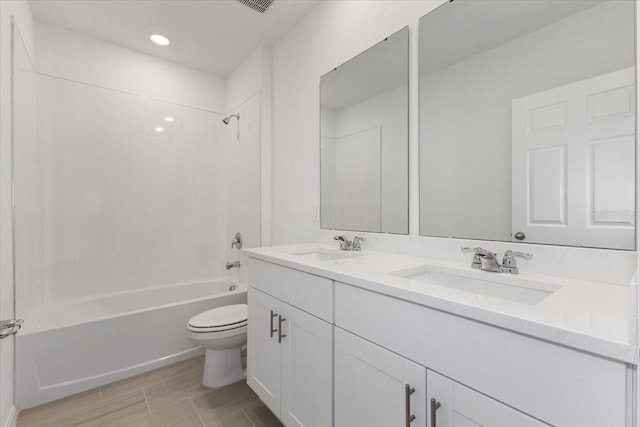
left=18, top=280, right=247, bottom=409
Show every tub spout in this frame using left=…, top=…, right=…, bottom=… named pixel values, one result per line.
left=226, top=261, right=240, bottom=270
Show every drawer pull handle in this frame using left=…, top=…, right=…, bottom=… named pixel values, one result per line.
left=278, top=315, right=287, bottom=343
left=430, top=398, right=441, bottom=427
left=405, top=384, right=416, bottom=426
left=270, top=310, right=278, bottom=338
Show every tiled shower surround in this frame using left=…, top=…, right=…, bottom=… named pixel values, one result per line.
left=16, top=74, right=228, bottom=312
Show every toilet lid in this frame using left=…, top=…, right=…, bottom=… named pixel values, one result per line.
left=188, top=304, right=247, bottom=330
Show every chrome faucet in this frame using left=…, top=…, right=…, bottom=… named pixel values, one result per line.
left=333, top=235, right=364, bottom=251
left=226, top=261, right=240, bottom=270
left=479, top=250, right=501, bottom=272
left=461, top=247, right=532, bottom=274
left=334, top=235, right=351, bottom=250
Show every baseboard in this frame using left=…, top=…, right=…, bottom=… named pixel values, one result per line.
left=4, top=406, right=17, bottom=427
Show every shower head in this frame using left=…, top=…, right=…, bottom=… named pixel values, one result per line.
left=222, top=113, right=240, bottom=125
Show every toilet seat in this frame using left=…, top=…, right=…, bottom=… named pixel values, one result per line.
left=188, top=304, right=247, bottom=333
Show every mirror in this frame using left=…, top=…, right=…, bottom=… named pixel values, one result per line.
left=321, top=27, right=409, bottom=234
left=419, top=0, right=636, bottom=249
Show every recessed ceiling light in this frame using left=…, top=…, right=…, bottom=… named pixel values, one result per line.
left=150, top=34, right=170, bottom=46
left=164, top=117, right=174, bottom=122
left=154, top=126, right=164, bottom=132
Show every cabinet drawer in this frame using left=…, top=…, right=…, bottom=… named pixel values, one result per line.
left=249, top=258, right=333, bottom=322
left=335, top=282, right=627, bottom=427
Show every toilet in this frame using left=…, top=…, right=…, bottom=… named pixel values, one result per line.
left=187, top=304, right=248, bottom=388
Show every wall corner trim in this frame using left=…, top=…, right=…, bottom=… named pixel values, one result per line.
left=4, top=406, right=17, bottom=427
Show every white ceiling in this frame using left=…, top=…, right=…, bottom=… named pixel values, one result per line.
left=30, top=0, right=319, bottom=76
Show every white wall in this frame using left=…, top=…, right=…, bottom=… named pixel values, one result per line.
left=420, top=0, right=635, bottom=242
left=226, top=47, right=273, bottom=256
left=272, top=1, right=441, bottom=244
left=33, top=75, right=226, bottom=303
left=19, top=23, right=230, bottom=306
left=35, top=23, right=225, bottom=112
left=0, top=2, right=34, bottom=425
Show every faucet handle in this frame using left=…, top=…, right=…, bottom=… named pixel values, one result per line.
left=461, top=246, right=488, bottom=255
left=231, top=232, right=243, bottom=249
left=501, top=250, right=533, bottom=274
left=352, top=236, right=364, bottom=251
left=503, top=250, right=533, bottom=261
left=333, top=235, right=347, bottom=242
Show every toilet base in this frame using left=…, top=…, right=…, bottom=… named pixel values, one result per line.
left=203, top=347, right=245, bottom=388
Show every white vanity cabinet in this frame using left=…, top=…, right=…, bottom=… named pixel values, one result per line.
left=247, top=259, right=333, bottom=427
left=246, top=254, right=632, bottom=427
left=334, top=328, right=426, bottom=427
left=334, top=281, right=628, bottom=427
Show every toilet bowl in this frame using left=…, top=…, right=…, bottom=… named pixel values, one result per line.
left=187, top=304, right=248, bottom=388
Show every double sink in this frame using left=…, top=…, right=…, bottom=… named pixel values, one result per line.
left=288, top=248, right=559, bottom=306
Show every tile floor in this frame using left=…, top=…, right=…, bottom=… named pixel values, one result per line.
left=17, top=356, right=284, bottom=427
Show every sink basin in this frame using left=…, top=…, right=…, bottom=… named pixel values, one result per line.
left=392, top=266, right=560, bottom=305
left=291, top=249, right=361, bottom=262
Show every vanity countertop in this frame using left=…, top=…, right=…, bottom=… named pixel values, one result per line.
left=244, top=243, right=637, bottom=364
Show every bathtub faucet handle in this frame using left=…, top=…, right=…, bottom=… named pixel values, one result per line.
left=231, top=232, right=243, bottom=250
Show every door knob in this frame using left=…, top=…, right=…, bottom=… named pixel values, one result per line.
left=514, top=231, right=526, bottom=241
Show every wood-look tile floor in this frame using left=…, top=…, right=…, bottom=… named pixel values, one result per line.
left=17, top=356, right=284, bottom=427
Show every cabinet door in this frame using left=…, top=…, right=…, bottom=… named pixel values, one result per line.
left=248, top=287, right=284, bottom=416
left=427, top=370, right=549, bottom=427
left=335, top=328, right=426, bottom=427
left=281, top=305, right=333, bottom=427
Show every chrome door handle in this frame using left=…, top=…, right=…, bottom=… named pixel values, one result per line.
left=270, top=310, right=278, bottom=338
left=430, top=398, right=441, bottom=427
left=0, top=319, right=23, bottom=340
left=278, top=315, right=287, bottom=343
left=405, top=384, right=416, bottom=426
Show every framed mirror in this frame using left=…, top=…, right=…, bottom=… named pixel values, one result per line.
left=419, top=0, right=636, bottom=249
left=321, top=26, right=409, bottom=234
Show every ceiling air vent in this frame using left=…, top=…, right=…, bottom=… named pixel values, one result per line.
left=236, top=0, right=275, bottom=14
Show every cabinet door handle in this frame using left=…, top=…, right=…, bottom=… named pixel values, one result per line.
left=278, top=315, right=287, bottom=343
left=270, top=310, right=278, bottom=338
left=430, top=398, right=441, bottom=427
left=405, top=384, right=416, bottom=426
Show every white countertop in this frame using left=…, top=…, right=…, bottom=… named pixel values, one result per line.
left=245, top=243, right=637, bottom=364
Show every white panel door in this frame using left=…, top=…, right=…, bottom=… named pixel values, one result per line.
left=247, top=287, right=283, bottom=416
left=335, top=328, right=426, bottom=427
left=512, top=67, right=635, bottom=248
left=281, top=305, right=333, bottom=427
left=427, top=370, right=549, bottom=427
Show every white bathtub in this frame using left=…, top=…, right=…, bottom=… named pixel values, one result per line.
left=18, top=281, right=247, bottom=409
